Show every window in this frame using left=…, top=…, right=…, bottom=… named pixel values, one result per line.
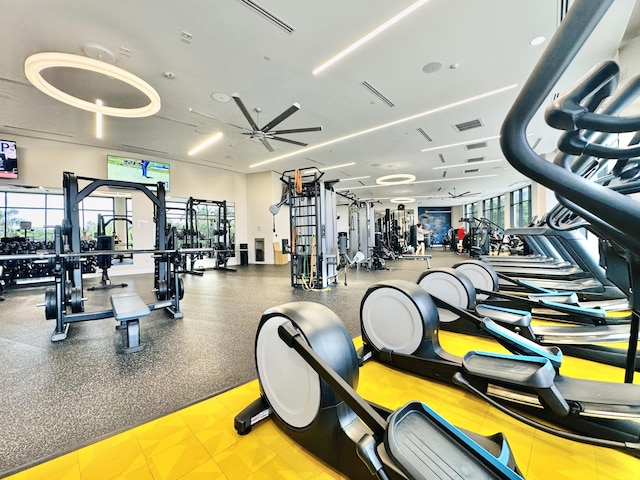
left=2, top=191, right=62, bottom=242
left=0, top=189, right=122, bottom=244
left=511, top=185, right=531, bottom=227
left=483, top=195, right=505, bottom=229
left=463, top=202, right=478, bottom=220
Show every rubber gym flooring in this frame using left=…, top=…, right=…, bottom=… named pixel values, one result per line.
left=0, top=249, right=639, bottom=479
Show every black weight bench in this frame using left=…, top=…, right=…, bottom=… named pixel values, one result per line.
left=111, top=293, right=150, bottom=353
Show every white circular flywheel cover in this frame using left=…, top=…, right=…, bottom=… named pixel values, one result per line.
left=418, top=271, right=471, bottom=322
left=256, top=315, right=320, bottom=429
left=455, top=263, right=494, bottom=301
left=362, top=287, right=423, bottom=355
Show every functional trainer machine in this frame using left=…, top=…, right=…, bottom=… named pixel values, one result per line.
left=281, top=168, right=339, bottom=289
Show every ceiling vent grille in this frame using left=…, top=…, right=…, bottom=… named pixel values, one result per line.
left=0, top=76, right=32, bottom=88
left=464, top=168, right=479, bottom=174
left=416, top=128, right=432, bottom=142
left=3, top=125, right=72, bottom=137
left=120, top=144, right=170, bottom=156
left=305, top=156, right=325, bottom=165
left=465, top=141, right=487, bottom=150
left=438, top=153, right=446, bottom=163
left=237, top=0, right=295, bottom=34
left=466, top=157, right=485, bottom=163
left=532, top=137, right=541, bottom=150
left=156, top=115, right=197, bottom=128
left=558, top=0, right=572, bottom=24
left=453, top=119, right=483, bottom=132
left=360, top=81, right=395, bottom=107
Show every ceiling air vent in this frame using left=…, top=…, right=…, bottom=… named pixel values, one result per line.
left=120, top=144, right=170, bottom=156
left=531, top=137, right=541, bottom=150
left=464, top=168, right=479, bottom=174
left=416, top=128, right=432, bottom=142
left=360, top=81, right=395, bottom=107
left=3, top=125, right=73, bottom=137
left=438, top=153, right=445, bottom=163
left=466, top=157, right=485, bottom=163
left=237, top=0, right=295, bottom=34
left=465, top=141, right=487, bottom=150
left=306, top=156, right=325, bottom=165
left=0, top=76, right=32, bottom=88
left=453, top=118, right=483, bottom=132
left=558, top=0, right=572, bottom=25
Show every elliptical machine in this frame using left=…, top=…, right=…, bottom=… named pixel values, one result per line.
left=235, top=301, right=523, bottom=479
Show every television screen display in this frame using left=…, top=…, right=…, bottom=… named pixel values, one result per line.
left=107, top=155, right=170, bottom=191
left=0, top=139, right=18, bottom=179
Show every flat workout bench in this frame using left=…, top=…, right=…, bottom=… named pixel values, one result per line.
left=111, top=293, right=150, bottom=353
left=399, top=254, right=432, bottom=269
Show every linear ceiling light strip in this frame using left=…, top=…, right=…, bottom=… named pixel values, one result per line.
left=312, top=0, right=432, bottom=75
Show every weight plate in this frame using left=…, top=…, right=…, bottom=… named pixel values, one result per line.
left=44, top=288, right=57, bottom=320
left=156, top=280, right=168, bottom=300
left=70, top=287, right=84, bottom=313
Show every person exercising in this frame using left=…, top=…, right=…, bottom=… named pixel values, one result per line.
left=141, top=160, right=150, bottom=178
left=416, top=224, right=428, bottom=255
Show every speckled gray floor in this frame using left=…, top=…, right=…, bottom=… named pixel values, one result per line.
left=0, top=249, right=459, bottom=477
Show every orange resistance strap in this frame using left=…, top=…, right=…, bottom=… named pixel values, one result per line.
left=294, top=169, right=303, bottom=194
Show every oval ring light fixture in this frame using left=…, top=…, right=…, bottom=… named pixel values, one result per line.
left=376, top=173, right=416, bottom=185
left=390, top=197, right=415, bottom=203
left=24, top=52, right=161, bottom=118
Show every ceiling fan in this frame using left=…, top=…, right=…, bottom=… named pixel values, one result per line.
left=448, top=188, right=479, bottom=198
left=229, top=93, right=322, bottom=152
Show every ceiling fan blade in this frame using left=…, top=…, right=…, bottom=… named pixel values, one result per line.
left=261, top=103, right=300, bottom=132
left=270, top=136, right=308, bottom=147
left=189, top=107, right=249, bottom=131
left=260, top=138, right=275, bottom=152
left=231, top=93, right=260, bottom=131
left=270, top=126, right=322, bottom=135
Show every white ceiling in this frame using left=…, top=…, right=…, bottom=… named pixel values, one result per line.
left=1, top=0, right=639, bottom=207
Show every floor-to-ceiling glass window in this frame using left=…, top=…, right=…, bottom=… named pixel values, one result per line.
left=510, top=185, right=531, bottom=227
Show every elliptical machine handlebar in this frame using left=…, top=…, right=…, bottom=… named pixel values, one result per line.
left=500, top=0, right=640, bottom=250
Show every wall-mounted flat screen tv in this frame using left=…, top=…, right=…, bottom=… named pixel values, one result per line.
left=107, top=155, right=170, bottom=191
left=0, top=139, right=18, bottom=179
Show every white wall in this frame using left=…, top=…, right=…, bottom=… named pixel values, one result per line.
left=245, top=170, right=288, bottom=264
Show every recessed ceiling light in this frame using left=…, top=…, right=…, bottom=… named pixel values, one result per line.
left=529, top=36, right=545, bottom=46
left=24, top=52, right=161, bottom=118
left=211, top=92, right=231, bottom=103
left=376, top=173, right=416, bottom=185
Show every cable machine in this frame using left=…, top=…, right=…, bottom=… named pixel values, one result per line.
left=282, top=168, right=338, bottom=289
